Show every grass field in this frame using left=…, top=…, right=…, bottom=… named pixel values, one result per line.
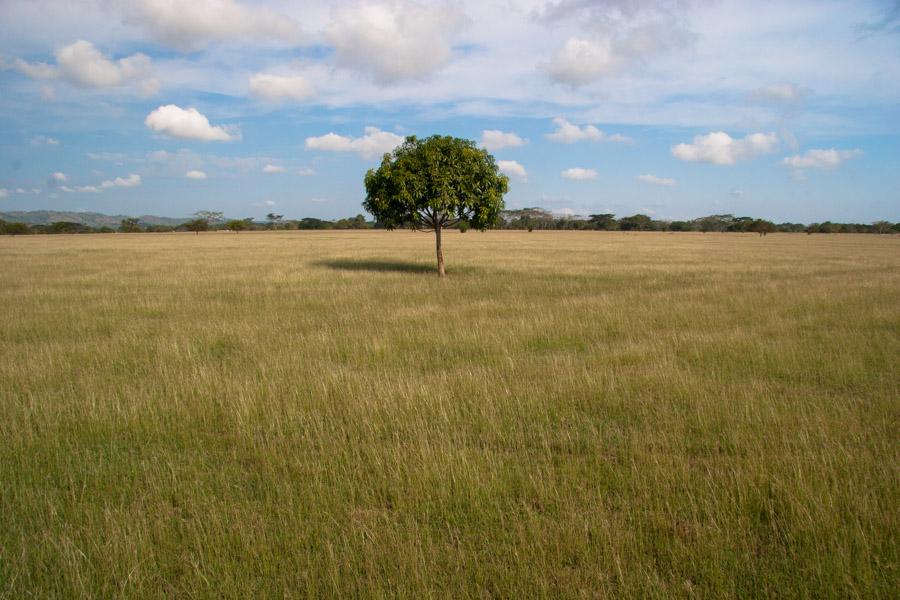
left=1, top=230, right=897, bottom=598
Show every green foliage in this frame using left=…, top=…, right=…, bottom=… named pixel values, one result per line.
left=364, top=135, right=508, bottom=231
left=195, top=211, right=224, bottom=225
left=48, top=221, right=90, bottom=234
left=588, top=213, right=618, bottom=230
left=118, top=218, right=143, bottom=233
left=226, top=218, right=252, bottom=232
left=749, top=219, right=777, bottom=236
left=0, top=220, right=29, bottom=235
left=266, top=213, right=284, bottom=230
left=618, top=214, right=653, bottom=231
left=184, top=219, right=209, bottom=234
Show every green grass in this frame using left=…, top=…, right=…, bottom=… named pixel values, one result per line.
left=1, top=230, right=897, bottom=598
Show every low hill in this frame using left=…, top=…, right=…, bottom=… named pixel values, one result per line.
left=0, top=210, right=189, bottom=228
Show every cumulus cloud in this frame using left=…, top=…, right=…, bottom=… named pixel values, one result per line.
left=546, top=38, right=618, bottom=85
left=60, top=173, right=141, bottom=193
left=262, top=164, right=285, bottom=173
left=130, top=0, right=301, bottom=50
left=30, top=136, right=60, bottom=146
left=497, top=160, right=527, bottom=180
left=185, top=170, right=208, bottom=179
left=750, top=83, right=810, bottom=103
left=249, top=73, right=314, bottom=103
left=480, top=130, right=526, bottom=151
left=561, top=167, right=598, bottom=180
left=145, top=105, right=239, bottom=142
left=305, top=126, right=404, bottom=160
left=636, top=174, right=675, bottom=186
left=546, top=117, right=632, bottom=144
left=326, top=1, right=467, bottom=83
left=671, top=131, right=778, bottom=165
left=11, top=40, right=159, bottom=95
left=782, top=148, right=862, bottom=170
left=297, top=167, right=316, bottom=176
left=51, top=172, right=67, bottom=182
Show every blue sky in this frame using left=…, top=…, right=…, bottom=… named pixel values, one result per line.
left=0, top=0, right=898, bottom=222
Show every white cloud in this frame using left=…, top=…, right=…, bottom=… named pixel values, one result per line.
left=671, top=131, right=778, bottom=165
left=264, top=200, right=276, bottom=206
left=561, top=167, right=598, bottom=180
left=185, top=170, right=208, bottom=179
left=751, top=83, right=810, bottom=102
left=546, top=117, right=632, bottom=144
left=0, top=189, right=8, bottom=198
left=101, top=174, right=141, bottom=188
left=636, top=174, right=675, bottom=186
left=546, top=38, right=618, bottom=85
left=145, top=105, right=238, bottom=142
left=249, top=73, right=314, bottom=102
left=12, top=41, right=159, bottom=95
left=131, top=0, right=301, bottom=50
left=60, top=173, right=141, bottom=193
left=782, top=148, right=861, bottom=170
left=10, top=59, right=56, bottom=80
left=51, top=172, right=67, bottom=182
left=326, top=1, right=467, bottom=83
left=497, top=160, right=527, bottom=180
left=305, top=126, right=404, bottom=160
left=262, top=164, right=285, bottom=173
left=480, top=130, right=526, bottom=151
left=30, top=136, right=60, bottom=146
left=297, top=167, right=315, bottom=176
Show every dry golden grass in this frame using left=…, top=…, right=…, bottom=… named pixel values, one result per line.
left=1, top=230, right=898, bottom=598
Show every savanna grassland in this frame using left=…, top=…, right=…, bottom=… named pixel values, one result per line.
left=1, top=230, right=897, bottom=598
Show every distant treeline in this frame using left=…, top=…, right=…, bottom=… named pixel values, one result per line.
left=496, top=209, right=900, bottom=235
left=1, top=209, right=898, bottom=235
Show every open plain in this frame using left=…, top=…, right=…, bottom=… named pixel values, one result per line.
left=1, top=230, right=897, bottom=598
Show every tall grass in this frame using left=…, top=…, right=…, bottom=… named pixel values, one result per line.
left=1, top=231, right=897, bottom=598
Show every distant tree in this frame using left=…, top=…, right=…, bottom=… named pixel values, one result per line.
left=184, top=218, right=209, bottom=234
left=872, top=220, right=891, bottom=234
left=226, top=218, right=252, bottom=233
left=695, top=215, right=731, bottom=233
left=364, top=135, right=508, bottom=276
left=458, top=220, right=470, bottom=233
left=588, top=213, right=618, bottom=230
left=748, top=219, right=777, bottom=236
left=297, top=217, right=333, bottom=230
left=266, top=213, right=284, bottom=230
left=668, top=220, right=692, bottom=231
left=195, top=211, right=224, bottom=228
left=0, top=221, right=29, bottom=236
left=727, top=216, right=754, bottom=232
left=49, top=221, right=89, bottom=234
left=351, top=214, right=369, bottom=229
left=618, top=214, right=653, bottom=231
left=119, top=217, right=142, bottom=233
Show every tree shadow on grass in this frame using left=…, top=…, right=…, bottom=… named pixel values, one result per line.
left=316, top=258, right=436, bottom=274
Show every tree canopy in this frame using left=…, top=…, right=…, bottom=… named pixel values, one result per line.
left=363, top=135, right=508, bottom=275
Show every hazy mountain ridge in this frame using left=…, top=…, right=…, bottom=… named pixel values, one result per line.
left=0, top=211, right=190, bottom=227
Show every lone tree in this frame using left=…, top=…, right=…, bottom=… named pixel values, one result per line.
left=266, top=213, right=283, bottom=230
left=364, top=135, right=508, bottom=276
left=184, top=218, right=209, bottom=234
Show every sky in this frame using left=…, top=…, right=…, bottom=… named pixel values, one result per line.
left=0, top=0, right=898, bottom=223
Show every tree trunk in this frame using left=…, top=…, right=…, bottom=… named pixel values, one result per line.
left=435, top=224, right=445, bottom=277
